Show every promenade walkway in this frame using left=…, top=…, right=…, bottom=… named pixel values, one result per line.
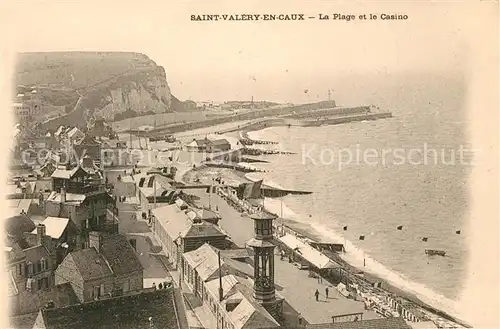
left=109, top=168, right=379, bottom=326
left=111, top=170, right=217, bottom=329
left=188, top=189, right=380, bottom=325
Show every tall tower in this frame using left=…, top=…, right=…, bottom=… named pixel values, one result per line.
left=247, top=211, right=280, bottom=318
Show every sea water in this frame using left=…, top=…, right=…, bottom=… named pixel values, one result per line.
left=246, top=73, right=471, bottom=321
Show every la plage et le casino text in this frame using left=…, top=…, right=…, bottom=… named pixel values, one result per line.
left=190, top=13, right=409, bottom=21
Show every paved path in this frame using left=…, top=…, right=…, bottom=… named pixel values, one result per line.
left=189, top=188, right=380, bottom=324
left=109, top=169, right=380, bottom=325
left=113, top=173, right=171, bottom=290
left=109, top=169, right=215, bottom=329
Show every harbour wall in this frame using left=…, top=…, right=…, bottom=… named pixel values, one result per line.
left=233, top=111, right=393, bottom=138
left=148, top=100, right=337, bottom=135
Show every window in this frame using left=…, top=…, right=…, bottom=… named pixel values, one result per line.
left=41, top=258, right=47, bottom=271
left=26, top=261, right=33, bottom=276
left=26, top=278, right=34, bottom=292
left=93, top=285, right=102, bottom=299
left=18, top=264, right=22, bottom=276
left=147, top=176, right=155, bottom=188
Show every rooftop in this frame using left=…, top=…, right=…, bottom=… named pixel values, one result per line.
left=46, top=191, right=87, bottom=205
left=61, top=233, right=143, bottom=281
left=29, top=217, right=70, bottom=240
left=133, top=172, right=174, bottom=198
left=6, top=198, right=33, bottom=217
left=35, top=289, right=180, bottom=329
left=305, top=317, right=412, bottom=329
left=211, top=138, right=231, bottom=146
left=152, top=204, right=227, bottom=240
left=183, top=243, right=224, bottom=281
left=204, top=274, right=280, bottom=329
left=99, top=233, right=143, bottom=276
left=4, top=214, right=36, bottom=238
left=63, top=248, right=113, bottom=281
left=50, top=166, right=88, bottom=180
left=46, top=189, right=111, bottom=205
left=67, top=127, right=83, bottom=139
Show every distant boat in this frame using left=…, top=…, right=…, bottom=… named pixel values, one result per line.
left=425, top=249, right=446, bottom=257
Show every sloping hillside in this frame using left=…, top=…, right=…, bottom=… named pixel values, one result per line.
left=15, top=52, right=195, bottom=131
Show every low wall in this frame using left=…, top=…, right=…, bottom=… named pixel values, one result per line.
left=285, top=106, right=370, bottom=119
left=150, top=101, right=337, bottom=135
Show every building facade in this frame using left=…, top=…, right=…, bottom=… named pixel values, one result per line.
left=54, top=232, right=143, bottom=303
left=152, top=203, right=228, bottom=269
left=13, top=102, right=31, bottom=121
left=181, top=244, right=280, bottom=329
left=5, top=222, right=58, bottom=315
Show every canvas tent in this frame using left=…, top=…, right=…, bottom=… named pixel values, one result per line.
left=279, top=234, right=339, bottom=269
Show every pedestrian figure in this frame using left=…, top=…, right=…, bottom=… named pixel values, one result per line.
left=315, top=289, right=319, bottom=302
left=152, top=282, right=156, bottom=290
left=325, top=287, right=329, bottom=299
left=158, top=283, right=163, bottom=289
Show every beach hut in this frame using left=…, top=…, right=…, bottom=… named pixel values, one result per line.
left=278, top=234, right=340, bottom=278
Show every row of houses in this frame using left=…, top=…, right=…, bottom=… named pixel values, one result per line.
left=13, top=88, right=43, bottom=122
left=53, top=126, right=129, bottom=168
left=4, top=163, right=137, bottom=315
left=147, top=192, right=285, bottom=329
left=11, top=121, right=129, bottom=177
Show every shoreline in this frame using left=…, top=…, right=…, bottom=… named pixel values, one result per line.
left=176, top=118, right=470, bottom=328
left=239, top=124, right=471, bottom=328
left=181, top=163, right=471, bottom=328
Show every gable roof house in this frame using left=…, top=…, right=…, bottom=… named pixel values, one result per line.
left=54, top=232, right=143, bottom=303
left=133, top=172, right=179, bottom=211
left=207, top=138, right=231, bottom=152
left=54, top=126, right=70, bottom=140
left=181, top=244, right=281, bottom=329
left=26, top=216, right=80, bottom=265
left=44, top=188, right=117, bottom=250
left=73, top=134, right=102, bottom=166
left=186, top=138, right=212, bottom=152
left=66, top=127, right=85, bottom=144
left=152, top=203, right=229, bottom=268
left=4, top=219, right=78, bottom=316
left=186, top=138, right=232, bottom=153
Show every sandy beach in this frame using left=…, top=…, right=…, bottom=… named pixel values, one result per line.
left=175, top=123, right=469, bottom=328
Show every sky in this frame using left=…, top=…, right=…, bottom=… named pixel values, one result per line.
left=1, top=0, right=488, bottom=104
left=0, top=1, right=498, bottom=327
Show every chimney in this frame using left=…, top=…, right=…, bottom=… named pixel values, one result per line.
left=37, top=224, right=46, bottom=246
left=60, top=187, right=66, bottom=203
left=89, top=231, right=102, bottom=252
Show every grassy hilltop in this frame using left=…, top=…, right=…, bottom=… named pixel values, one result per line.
left=15, top=52, right=195, bottom=130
